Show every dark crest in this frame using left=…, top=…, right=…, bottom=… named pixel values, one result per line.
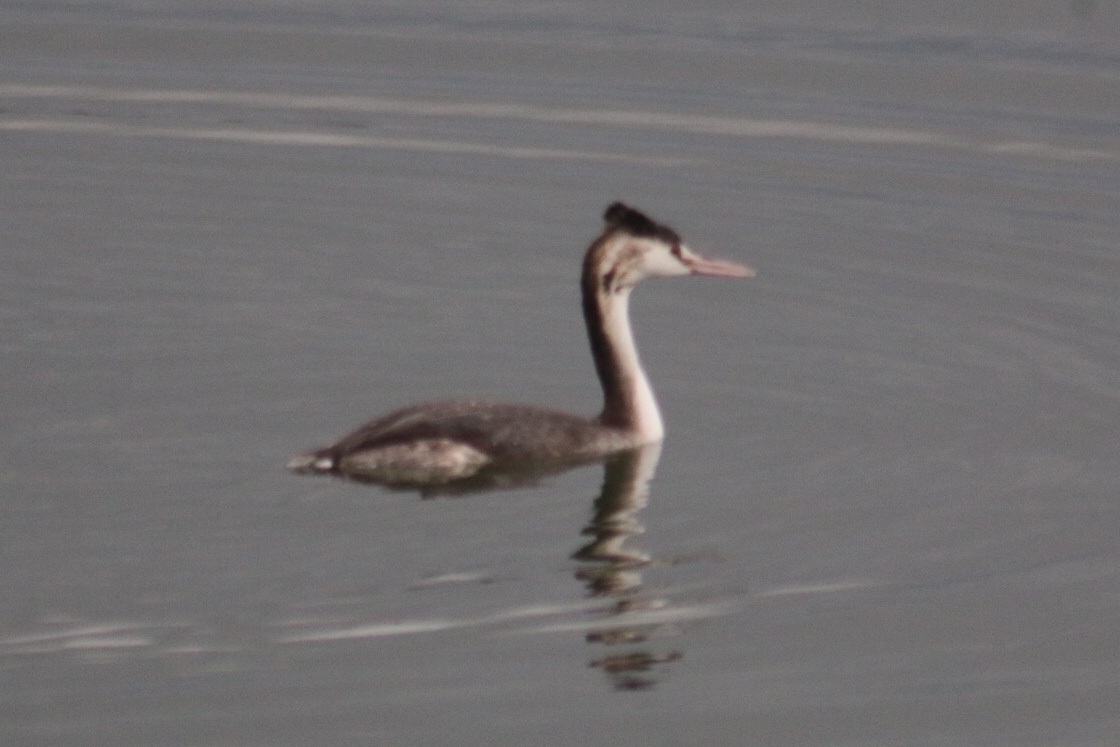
left=603, top=202, right=681, bottom=245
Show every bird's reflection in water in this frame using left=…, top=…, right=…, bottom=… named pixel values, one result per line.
left=295, top=442, right=685, bottom=690
left=573, top=443, right=683, bottom=691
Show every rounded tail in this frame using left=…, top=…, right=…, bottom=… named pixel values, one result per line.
left=286, top=448, right=337, bottom=474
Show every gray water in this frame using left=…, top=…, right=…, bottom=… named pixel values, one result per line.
left=3, top=2, right=1119, bottom=745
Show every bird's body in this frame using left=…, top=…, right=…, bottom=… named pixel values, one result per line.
left=287, top=202, right=753, bottom=487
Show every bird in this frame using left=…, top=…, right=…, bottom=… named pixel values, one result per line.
left=287, top=202, right=754, bottom=487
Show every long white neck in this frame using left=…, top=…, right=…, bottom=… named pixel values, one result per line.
left=582, top=272, right=665, bottom=443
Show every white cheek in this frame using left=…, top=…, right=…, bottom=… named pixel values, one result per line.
left=641, top=248, right=690, bottom=277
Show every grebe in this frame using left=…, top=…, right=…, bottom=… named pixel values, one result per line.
left=287, top=202, right=754, bottom=486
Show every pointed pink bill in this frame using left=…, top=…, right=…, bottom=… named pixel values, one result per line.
left=682, top=251, right=756, bottom=278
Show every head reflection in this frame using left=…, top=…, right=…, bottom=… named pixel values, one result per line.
left=572, top=443, right=684, bottom=691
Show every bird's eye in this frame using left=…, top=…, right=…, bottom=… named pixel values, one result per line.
left=670, top=244, right=683, bottom=258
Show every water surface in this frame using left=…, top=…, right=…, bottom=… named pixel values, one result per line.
left=2, top=3, right=1119, bottom=745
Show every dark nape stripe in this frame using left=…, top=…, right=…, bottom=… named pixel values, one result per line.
left=582, top=232, right=636, bottom=428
